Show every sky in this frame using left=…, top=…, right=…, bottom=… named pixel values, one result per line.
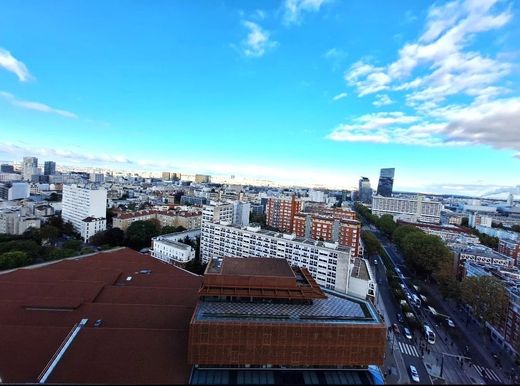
left=0, top=0, right=519, bottom=196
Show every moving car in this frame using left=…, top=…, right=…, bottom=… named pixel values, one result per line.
left=409, top=365, right=420, bottom=383
left=447, top=318, right=455, bottom=327
left=404, top=327, right=413, bottom=340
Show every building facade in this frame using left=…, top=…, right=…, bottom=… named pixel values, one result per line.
left=188, top=257, right=386, bottom=370
left=22, top=157, right=38, bottom=181
left=371, top=195, right=442, bottom=224
left=499, top=239, right=520, bottom=265
left=0, top=182, right=30, bottom=200
left=43, top=161, right=56, bottom=176
left=62, top=184, right=107, bottom=242
left=265, top=196, right=303, bottom=233
left=358, top=177, right=372, bottom=204
left=376, top=168, right=395, bottom=197
left=151, top=236, right=196, bottom=265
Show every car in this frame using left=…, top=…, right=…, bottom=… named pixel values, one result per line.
left=396, top=313, right=404, bottom=323
left=393, top=323, right=400, bottom=334
left=93, top=319, right=103, bottom=327
left=409, top=365, right=420, bottom=383
left=447, top=318, right=455, bottom=328
left=373, top=259, right=378, bottom=265
left=404, top=327, right=413, bottom=340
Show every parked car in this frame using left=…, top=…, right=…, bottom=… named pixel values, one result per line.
left=396, top=313, right=404, bottom=323
left=404, top=327, right=413, bottom=340
left=409, top=365, right=420, bottom=383
left=447, top=318, right=455, bottom=328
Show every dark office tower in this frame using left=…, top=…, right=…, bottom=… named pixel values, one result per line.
left=377, top=168, right=395, bottom=197
left=0, top=164, right=14, bottom=173
left=44, top=161, right=56, bottom=176
left=358, top=177, right=372, bottom=203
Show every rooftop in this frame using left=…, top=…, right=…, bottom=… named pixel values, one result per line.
left=195, top=289, right=379, bottom=325
left=0, top=247, right=201, bottom=384
left=351, top=258, right=370, bottom=281
left=219, top=257, right=295, bottom=277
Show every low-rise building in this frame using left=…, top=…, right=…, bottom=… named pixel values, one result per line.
left=151, top=236, right=195, bottom=265
left=81, top=217, right=106, bottom=243
left=113, top=209, right=201, bottom=231
left=499, top=238, right=520, bottom=265
left=0, top=182, right=30, bottom=200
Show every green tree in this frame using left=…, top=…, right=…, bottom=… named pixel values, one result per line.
left=0, top=251, right=32, bottom=270
left=160, top=225, right=176, bottom=235
left=361, top=231, right=381, bottom=257
left=45, top=192, right=61, bottom=202
left=125, top=220, right=160, bottom=250
left=377, top=214, right=397, bottom=236
left=174, top=225, right=187, bottom=232
left=63, top=239, right=82, bottom=251
left=40, top=225, right=61, bottom=244
left=392, top=225, right=423, bottom=250
left=250, top=212, right=266, bottom=225
left=0, top=239, right=41, bottom=259
left=105, top=227, right=125, bottom=246
left=22, top=227, right=42, bottom=244
left=401, top=232, right=452, bottom=279
left=511, top=224, right=520, bottom=233
left=461, top=275, right=509, bottom=327
left=47, top=248, right=77, bottom=261
left=434, top=260, right=461, bottom=300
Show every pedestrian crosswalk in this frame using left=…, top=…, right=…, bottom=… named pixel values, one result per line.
left=473, top=364, right=502, bottom=383
left=397, top=341, right=420, bottom=357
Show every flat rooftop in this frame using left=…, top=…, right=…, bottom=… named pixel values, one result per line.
left=0, top=247, right=201, bottom=384
left=195, top=290, right=379, bottom=325
left=216, top=257, right=295, bottom=277
left=351, top=258, right=370, bottom=281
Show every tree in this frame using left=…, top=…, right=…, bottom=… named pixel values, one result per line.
left=400, top=232, right=452, bottom=279
left=250, top=212, right=266, bottom=225
left=90, top=228, right=125, bottom=247
left=392, top=225, right=423, bottom=250
left=160, top=225, right=176, bottom=235
left=45, top=192, right=61, bottom=202
left=434, top=260, right=461, bottom=300
left=63, top=239, right=82, bottom=251
left=377, top=214, right=397, bottom=236
left=106, top=207, right=115, bottom=226
left=512, top=224, right=520, bottom=233
left=361, top=231, right=381, bottom=257
left=0, top=239, right=41, bottom=259
left=174, top=225, right=187, bottom=232
left=40, top=225, right=61, bottom=245
left=47, top=248, right=77, bottom=261
left=125, top=220, right=160, bottom=250
left=0, top=251, right=32, bottom=270
left=22, top=227, right=42, bottom=244
left=461, top=275, right=509, bottom=328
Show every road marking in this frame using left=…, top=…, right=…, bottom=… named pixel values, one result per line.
left=474, top=365, right=502, bottom=383
left=398, top=341, right=420, bottom=357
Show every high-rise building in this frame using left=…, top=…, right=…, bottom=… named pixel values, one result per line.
left=358, top=177, right=372, bottom=204
left=43, top=161, right=56, bottom=176
left=202, top=202, right=234, bottom=224
left=89, top=173, right=104, bottom=183
left=22, top=157, right=38, bottom=181
left=376, top=168, right=395, bottom=197
left=265, top=196, right=303, bottom=232
left=161, top=172, right=171, bottom=180
left=62, top=185, right=107, bottom=242
left=0, top=164, right=14, bottom=173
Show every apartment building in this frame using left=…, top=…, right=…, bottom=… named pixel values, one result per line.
left=499, top=239, right=520, bottom=265
left=200, top=221, right=375, bottom=300
left=468, top=212, right=493, bottom=228
left=0, top=208, right=41, bottom=235
left=202, top=202, right=234, bottom=224
left=265, top=196, right=303, bottom=232
left=62, top=184, right=107, bottom=242
left=293, top=209, right=361, bottom=256
left=371, top=195, right=442, bottom=224
left=0, top=182, right=30, bottom=200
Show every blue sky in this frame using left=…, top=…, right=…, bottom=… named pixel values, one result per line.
left=0, top=0, right=519, bottom=195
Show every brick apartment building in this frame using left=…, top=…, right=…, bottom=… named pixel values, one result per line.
left=498, top=238, right=520, bottom=265
left=265, top=196, right=303, bottom=233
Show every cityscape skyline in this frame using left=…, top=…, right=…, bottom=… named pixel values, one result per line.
left=1, top=0, right=519, bottom=195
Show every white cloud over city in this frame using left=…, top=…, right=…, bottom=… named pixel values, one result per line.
left=0, top=47, right=33, bottom=82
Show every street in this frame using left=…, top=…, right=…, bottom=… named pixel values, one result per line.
left=367, top=225, right=508, bottom=384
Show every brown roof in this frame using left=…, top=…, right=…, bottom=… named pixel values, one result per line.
left=221, top=257, right=295, bottom=277
left=0, top=247, right=201, bottom=384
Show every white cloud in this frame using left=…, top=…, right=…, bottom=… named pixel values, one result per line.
left=283, top=0, right=330, bottom=25
left=332, top=92, right=347, bottom=101
left=0, top=91, right=77, bottom=118
left=0, top=48, right=33, bottom=82
left=331, top=0, right=519, bottom=156
left=241, top=21, right=278, bottom=57
left=373, top=94, right=394, bottom=107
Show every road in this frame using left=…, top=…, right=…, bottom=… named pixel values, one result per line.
left=366, top=224, right=504, bottom=384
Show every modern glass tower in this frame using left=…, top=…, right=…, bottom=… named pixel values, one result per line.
left=376, top=168, right=395, bottom=197
left=358, top=177, right=372, bottom=203
left=44, top=161, right=56, bottom=176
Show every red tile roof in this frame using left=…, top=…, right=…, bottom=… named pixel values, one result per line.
left=0, top=247, right=201, bottom=384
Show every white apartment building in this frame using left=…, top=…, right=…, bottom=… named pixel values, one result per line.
left=62, top=184, right=107, bottom=242
left=202, top=202, right=235, bottom=224
left=200, top=221, right=375, bottom=299
left=232, top=201, right=250, bottom=227
left=371, top=195, right=442, bottom=224
left=0, top=182, right=30, bottom=200
left=468, top=213, right=493, bottom=228
left=151, top=236, right=196, bottom=265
